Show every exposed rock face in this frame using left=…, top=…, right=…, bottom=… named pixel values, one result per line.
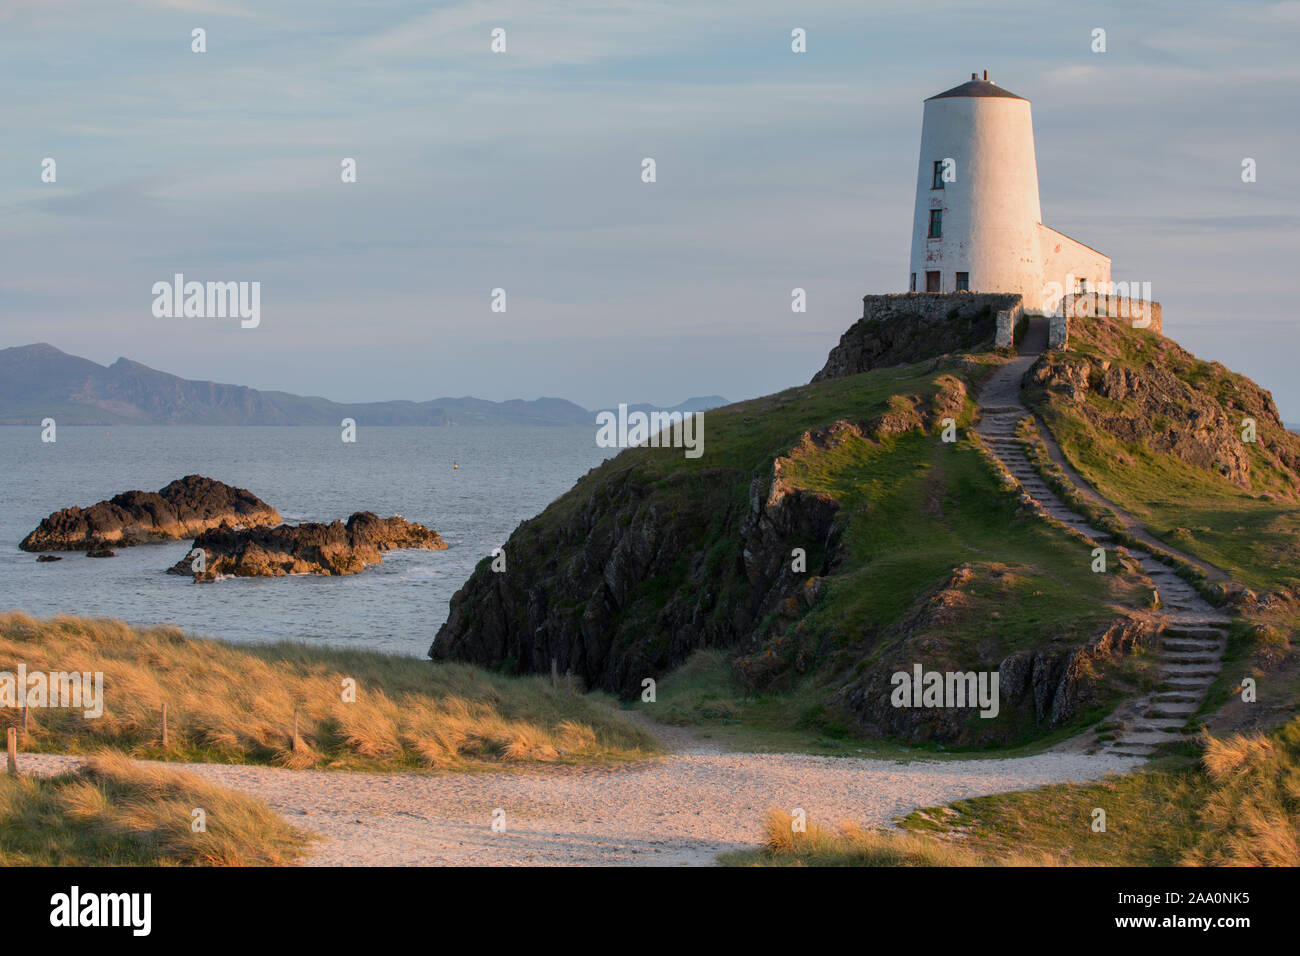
left=167, top=512, right=446, bottom=580
left=431, top=465, right=757, bottom=695
left=432, top=379, right=967, bottom=699
left=20, top=475, right=281, bottom=552
left=811, top=293, right=1019, bottom=382
left=830, top=567, right=1158, bottom=745
left=1028, top=347, right=1300, bottom=494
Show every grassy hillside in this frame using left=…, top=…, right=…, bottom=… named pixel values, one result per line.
left=1027, top=314, right=1300, bottom=594
left=0, top=751, right=309, bottom=865
left=1023, top=315, right=1300, bottom=738
left=437, top=354, right=1153, bottom=748
left=724, top=717, right=1300, bottom=866
left=0, top=613, right=658, bottom=770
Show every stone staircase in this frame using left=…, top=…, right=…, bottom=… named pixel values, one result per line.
left=975, top=369, right=1230, bottom=759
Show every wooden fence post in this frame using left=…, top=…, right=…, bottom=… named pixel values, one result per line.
left=161, top=702, right=169, bottom=748
left=6, top=727, right=16, bottom=777
left=21, top=703, right=28, bottom=738
left=292, top=706, right=303, bottom=752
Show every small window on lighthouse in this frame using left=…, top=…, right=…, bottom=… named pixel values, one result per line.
left=956, top=272, right=969, bottom=291
left=910, top=273, right=917, bottom=292
left=932, top=161, right=945, bottom=189
left=928, top=209, right=942, bottom=238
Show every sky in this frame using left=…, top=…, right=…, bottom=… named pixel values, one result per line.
left=2, top=0, right=1298, bottom=414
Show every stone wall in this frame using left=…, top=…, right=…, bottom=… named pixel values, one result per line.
left=994, top=299, right=1024, bottom=348
left=813, top=292, right=1024, bottom=382
left=861, top=292, right=1023, bottom=323
left=1062, top=291, right=1162, bottom=335
left=1049, top=314, right=1069, bottom=350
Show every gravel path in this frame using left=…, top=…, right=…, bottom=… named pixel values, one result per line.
left=19, top=737, right=1140, bottom=866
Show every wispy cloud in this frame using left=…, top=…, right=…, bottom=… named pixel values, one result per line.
left=1, top=0, right=1298, bottom=412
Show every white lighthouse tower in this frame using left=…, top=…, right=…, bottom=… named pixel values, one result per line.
left=907, top=72, right=1109, bottom=311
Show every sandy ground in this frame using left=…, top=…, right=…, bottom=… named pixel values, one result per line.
left=19, top=721, right=1141, bottom=866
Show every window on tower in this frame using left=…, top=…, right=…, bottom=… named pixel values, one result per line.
left=910, top=273, right=917, bottom=292
left=955, top=272, right=969, bottom=291
left=928, top=209, right=942, bottom=238
left=932, top=161, right=945, bottom=189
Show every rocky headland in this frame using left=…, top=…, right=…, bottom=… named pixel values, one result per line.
left=430, top=299, right=1300, bottom=747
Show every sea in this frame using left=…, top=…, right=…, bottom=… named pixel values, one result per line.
left=0, top=426, right=615, bottom=657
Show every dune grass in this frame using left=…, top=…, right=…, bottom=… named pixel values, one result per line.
left=0, top=613, right=659, bottom=770
left=0, top=750, right=310, bottom=865
left=724, top=720, right=1300, bottom=866
left=722, top=808, right=1048, bottom=866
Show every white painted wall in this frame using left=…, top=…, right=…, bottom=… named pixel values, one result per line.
left=907, top=77, right=1110, bottom=313
left=1038, top=225, right=1111, bottom=313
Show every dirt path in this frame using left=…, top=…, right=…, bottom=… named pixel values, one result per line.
left=976, top=319, right=1230, bottom=758
left=19, top=734, right=1140, bottom=866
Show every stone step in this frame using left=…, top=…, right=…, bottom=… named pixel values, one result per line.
left=1160, top=663, right=1219, bottom=677
left=1151, top=690, right=1200, bottom=702
left=1113, top=731, right=1186, bottom=745
left=1138, top=711, right=1194, bottom=725
left=1164, top=628, right=1229, bottom=639
left=1147, top=702, right=1198, bottom=717
left=1130, top=718, right=1188, bottom=731
left=1163, top=679, right=1214, bottom=692
left=1165, top=614, right=1233, bottom=625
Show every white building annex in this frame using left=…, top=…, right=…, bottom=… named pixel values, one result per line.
left=907, top=72, right=1110, bottom=312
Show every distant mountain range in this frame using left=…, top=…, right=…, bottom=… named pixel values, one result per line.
left=0, top=344, right=726, bottom=426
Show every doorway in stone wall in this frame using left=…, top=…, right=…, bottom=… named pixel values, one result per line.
left=925, top=271, right=940, bottom=292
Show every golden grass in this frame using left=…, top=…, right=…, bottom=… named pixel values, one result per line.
left=0, top=750, right=310, bottom=865
left=1186, top=726, right=1300, bottom=866
left=727, top=722, right=1300, bottom=866
left=726, top=809, right=1054, bottom=867
left=0, top=613, right=658, bottom=770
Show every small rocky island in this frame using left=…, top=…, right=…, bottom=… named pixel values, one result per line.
left=20, top=475, right=281, bottom=552
left=167, top=511, right=447, bottom=581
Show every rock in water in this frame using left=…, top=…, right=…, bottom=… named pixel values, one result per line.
left=20, top=475, right=282, bottom=552
left=35, top=554, right=63, bottom=563
left=168, top=512, right=447, bottom=580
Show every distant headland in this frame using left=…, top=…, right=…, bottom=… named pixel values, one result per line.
left=0, top=344, right=726, bottom=427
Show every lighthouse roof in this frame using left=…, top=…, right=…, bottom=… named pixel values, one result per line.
left=927, top=75, right=1025, bottom=101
